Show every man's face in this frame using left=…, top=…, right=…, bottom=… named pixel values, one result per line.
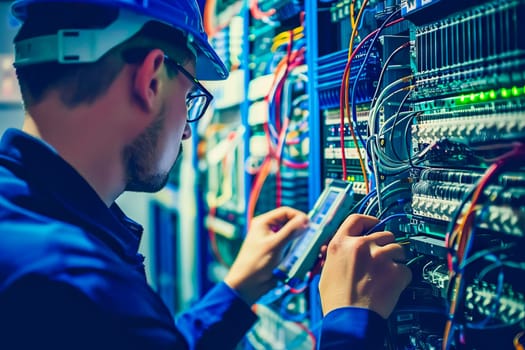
left=123, top=59, right=195, bottom=193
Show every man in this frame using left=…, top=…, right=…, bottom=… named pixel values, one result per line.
left=0, top=0, right=411, bottom=349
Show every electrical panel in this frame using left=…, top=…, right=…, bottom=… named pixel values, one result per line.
left=188, top=0, right=525, bottom=348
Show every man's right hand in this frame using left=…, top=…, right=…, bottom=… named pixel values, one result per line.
left=318, top=214, right=412, bottom=319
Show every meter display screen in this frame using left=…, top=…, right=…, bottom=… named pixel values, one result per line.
left=310, top=190, right=339, bottom=224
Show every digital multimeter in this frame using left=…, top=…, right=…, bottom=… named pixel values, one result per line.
left=273, top=179, right=354, bottom=285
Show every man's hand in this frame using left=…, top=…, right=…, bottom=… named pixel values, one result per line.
left=318, top=214, right=412, bottom=319
left=224, top=207, right=308, bottom=305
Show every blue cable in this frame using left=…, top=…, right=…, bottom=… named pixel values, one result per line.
left=257, top=283, right=290, bottom=305
left=357, top=189, right=377, bottom=214
left=364, top=213, right=409, bottom=235
left=358, top=8, right=374, bottom=31
left=351, top=8, right=402, bottom=149
left=279, top=292, right=308, bottom=322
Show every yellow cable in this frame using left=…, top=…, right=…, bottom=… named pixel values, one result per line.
left=271, top=33, right=304, bottom=52
left=347, top=0, right=368, bottom=59
left=274, top=26, right=304, bottom=42
left=514, top=331, right=524, bottom=350
left=342, top=0, right=369, bottom=191
left=350, top=0, right=357, bottom=36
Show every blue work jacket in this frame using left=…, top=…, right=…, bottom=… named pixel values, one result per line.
left=0, top=129, right=386, bottom=349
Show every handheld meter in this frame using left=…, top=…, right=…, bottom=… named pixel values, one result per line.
left=273, top=179, right=354, bottom=285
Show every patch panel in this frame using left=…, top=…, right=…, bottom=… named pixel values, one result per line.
left=409, top=169, right=525, bottom=234
left=465, top=281, right=525, bottom=326
left=324, top=166, right=368, bottom=195
left=412, top=0, right=525, bottom=98
left=413, top=95, right=525, bottom=153
left=324, top=108, right=369, bottom=137
left=317, top=46, right=381, bottom=108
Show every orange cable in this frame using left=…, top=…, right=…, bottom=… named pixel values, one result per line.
left=341, top=0, right=369, bottom=190
left=250, top=0, right=276, bottom=20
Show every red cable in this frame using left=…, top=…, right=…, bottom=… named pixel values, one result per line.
left=250, top=0, right=276, bottom=20
left=295, top=321, right=317, bottom=350
left=207, top=207, right=229, bottom=267
left=274, top=31, right=299, bottom=208
left=339, top=67, right=349, bottom=180
left=339, top=17, right=405, bottom=185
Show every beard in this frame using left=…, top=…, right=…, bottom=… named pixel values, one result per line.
left=123, top=106, right=180, bottom=193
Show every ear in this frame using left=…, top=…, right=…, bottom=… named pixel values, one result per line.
left=132, top=49, right=166, bottom=113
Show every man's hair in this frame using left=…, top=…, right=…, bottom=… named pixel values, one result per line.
left=14, top=3, right=193, bottom=108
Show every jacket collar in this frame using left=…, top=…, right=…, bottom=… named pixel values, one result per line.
left=0, top=128, right=144, bottom=262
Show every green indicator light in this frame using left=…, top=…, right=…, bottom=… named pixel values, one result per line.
left=480, top=91, right=487, bottom=100
left=512, top=86, right=519, bottom=96
left=489, top=90, right=496, bottom=99
left=458, top=95, right=466, bottom=104
left=501, top=88, right=509, bottom=98
left=469, top=93, right=476, bottom=102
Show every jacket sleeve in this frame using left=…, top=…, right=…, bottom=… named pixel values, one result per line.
left=318, top=307, right=387, bottom=350
left=0, top=274, right=190, bottom=350
left=0, top=276, right=257, bottom=350
left=175, top=282, right=258, bottom=350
